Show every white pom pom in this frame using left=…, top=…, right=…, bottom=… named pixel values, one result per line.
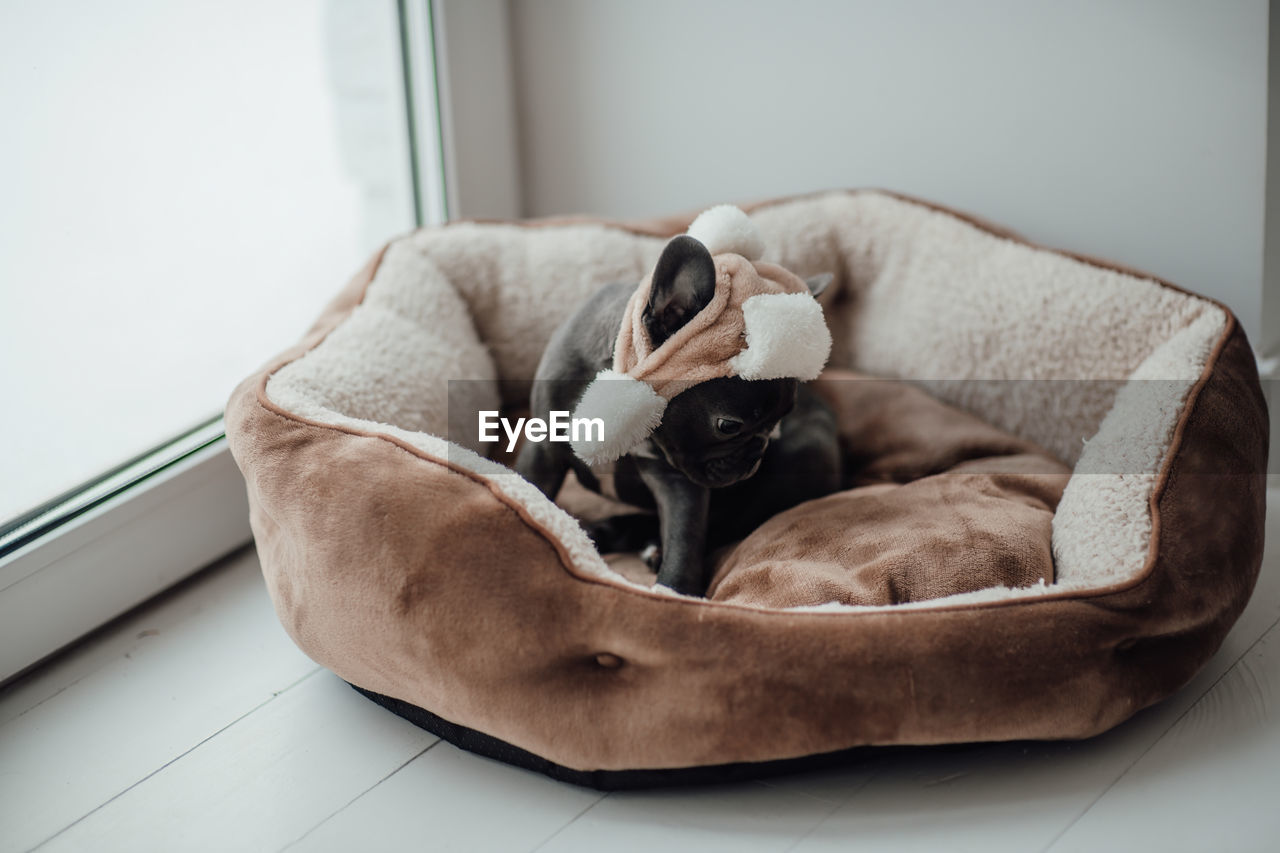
left=686, top=204, right=765, bottom=260
left=570, top=369, right=667, bottom=466
left=728, top=293, right=832, bottom=381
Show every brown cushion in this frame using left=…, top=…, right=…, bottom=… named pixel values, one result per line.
left=710, top=372, right=1070, bottom=608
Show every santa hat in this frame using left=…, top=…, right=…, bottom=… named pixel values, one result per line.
left=570, top=205, right=832, bottom=466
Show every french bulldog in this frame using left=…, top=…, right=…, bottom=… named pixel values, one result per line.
left=515, top=234, right=841, bottom=596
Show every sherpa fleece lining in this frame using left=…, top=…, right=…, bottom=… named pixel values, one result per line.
left=265, top=190, right=1225, bottom=611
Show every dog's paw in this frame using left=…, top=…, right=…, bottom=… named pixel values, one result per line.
left=639, top=543, right=662, bottom=572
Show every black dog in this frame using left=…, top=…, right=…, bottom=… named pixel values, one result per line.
left=516, top=235, right=841, bottom=596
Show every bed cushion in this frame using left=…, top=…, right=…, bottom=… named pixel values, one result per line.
left=708, top=371, right=1070, bottom=608
left=225, top=189, right=1267, bottom=784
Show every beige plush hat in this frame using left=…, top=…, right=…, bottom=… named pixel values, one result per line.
left=570, top=205, right=832, bottom=465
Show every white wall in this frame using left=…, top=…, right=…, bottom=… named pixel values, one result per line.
left=509, top=0, right=1270, bottom=348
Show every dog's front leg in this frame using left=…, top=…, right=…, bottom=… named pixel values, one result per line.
left=635, top=458, right=711, bottom=596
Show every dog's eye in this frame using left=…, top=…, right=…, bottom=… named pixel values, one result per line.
left=716, top=417, right=743, bottom=435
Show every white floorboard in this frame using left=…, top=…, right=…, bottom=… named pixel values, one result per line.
left=40, top=672, right=436, bottom=853
left=0, top=550, right=316, bottom=852
left=2, top=492, right=1278, bottom=853
left=289, top=741, right=602, bottom=853
left=536, top=776, right=864, bottom=853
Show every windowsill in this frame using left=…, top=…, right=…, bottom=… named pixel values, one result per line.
left=0, top=437, right=252, bottom=683
left=3, top=493, right=1279, bottom=851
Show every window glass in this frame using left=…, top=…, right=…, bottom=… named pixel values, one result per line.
left=0, top=0, right=415, bottom=524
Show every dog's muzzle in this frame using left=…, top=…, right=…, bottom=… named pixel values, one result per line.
left=701, top=436, right=770, bottom=487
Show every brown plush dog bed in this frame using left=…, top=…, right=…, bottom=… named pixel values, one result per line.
left=226, top=190, right=1267, bottom=788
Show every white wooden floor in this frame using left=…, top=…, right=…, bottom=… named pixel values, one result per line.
left=2, top=495, right=1279, bottom=853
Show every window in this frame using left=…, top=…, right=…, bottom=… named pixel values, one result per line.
left=0, top=0, right=448, bottom=681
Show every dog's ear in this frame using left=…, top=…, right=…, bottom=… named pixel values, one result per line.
left=644, top=235, right=717, bottom=347
left=805, top=273, right=833, bottom=298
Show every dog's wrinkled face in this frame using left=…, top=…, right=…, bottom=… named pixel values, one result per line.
left=651, top=376, right=798, bottom=488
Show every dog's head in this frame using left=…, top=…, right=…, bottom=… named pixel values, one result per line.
left=641, top=235, right=829, bottom=488
left=650, top=374, right=797, bottom=488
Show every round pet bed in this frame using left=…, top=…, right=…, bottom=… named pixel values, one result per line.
left=226, top=190, right=1267, bottom=788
